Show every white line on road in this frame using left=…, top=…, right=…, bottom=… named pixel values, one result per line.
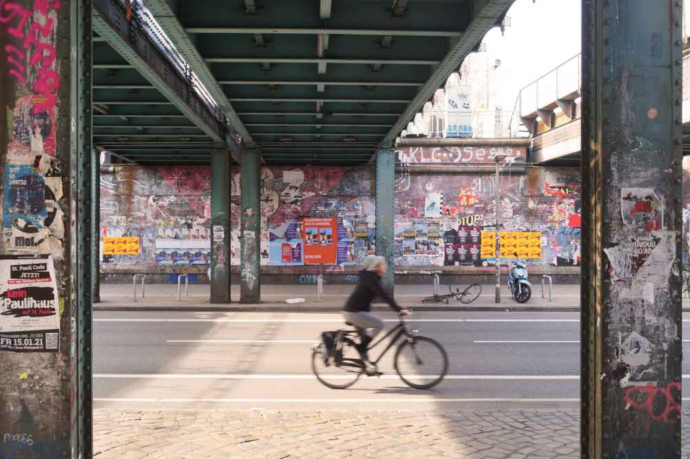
left=94, top=374, right=580, bottom=380
left=94, top=318, right=581, bottom=323
left=475, top=340, right=580, bottom=344
left=167, top=340, right=315, bottom=344
left=94, top=397, right=581, bottom=404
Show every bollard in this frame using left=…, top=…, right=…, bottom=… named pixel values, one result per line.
left=178, top=274, right=189, bottom=302
left=433, top=274, right=440, bottom=296
left=317, top=274, right=323, bottom=301
left=141, top=274, right=147, bottom=299
left=133, top=274, right=140, bottom=302
left=541, top=275, right=552, bottom=302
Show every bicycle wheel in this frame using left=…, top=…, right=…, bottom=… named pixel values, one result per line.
left=459, top=284, right=482, bottom=304
left=312, top=339, right=363, bottom=389
left=394, top=336, right=448, bottom=390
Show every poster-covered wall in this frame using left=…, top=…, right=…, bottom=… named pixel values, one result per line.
left=100, top=164, right=583, bottom=270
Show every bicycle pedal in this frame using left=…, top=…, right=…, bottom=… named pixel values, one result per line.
left=365, top=371, right=384, bottom=377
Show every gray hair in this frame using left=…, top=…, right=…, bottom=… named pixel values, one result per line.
left=362, top=255, right=386, bottom=271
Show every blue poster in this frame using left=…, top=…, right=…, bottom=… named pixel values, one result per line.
left=268, top=219, right=304, bottom=266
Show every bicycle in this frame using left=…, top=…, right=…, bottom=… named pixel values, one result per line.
left=312, top=312, right=448, bottom=390
left=421, top=283, right=482, bottom=304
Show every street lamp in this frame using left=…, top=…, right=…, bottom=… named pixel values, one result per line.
left=494, top=154, right=507, bottom=303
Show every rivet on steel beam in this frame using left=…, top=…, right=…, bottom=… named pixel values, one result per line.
left=676, top=80, right=682, bottom=86
left=676, top=139, right=682, bottom=145
left=676, top=40, right=682, bottom=47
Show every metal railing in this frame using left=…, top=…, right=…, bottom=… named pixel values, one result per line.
left=404, top=110, right=527, bottom=139
left=519, top=54, right=581, bottom=118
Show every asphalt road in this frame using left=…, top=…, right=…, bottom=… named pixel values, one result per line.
left=92, top=310, right=689, bottom=411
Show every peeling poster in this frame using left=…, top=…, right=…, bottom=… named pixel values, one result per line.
left=0, top=255, right=60, bottom=352
left=621, top=188, right=663, bottom=232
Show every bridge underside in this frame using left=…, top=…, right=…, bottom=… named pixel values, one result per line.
left=93, top=0, right=514, bottom=165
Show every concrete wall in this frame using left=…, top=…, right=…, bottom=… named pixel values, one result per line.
left=100, top=163, right=582, bottom=283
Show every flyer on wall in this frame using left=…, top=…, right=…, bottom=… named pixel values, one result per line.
left=303, top=217, right=338, bottom=264
left=0, top=255, right=61, bottom=352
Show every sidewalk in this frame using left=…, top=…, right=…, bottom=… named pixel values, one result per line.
left=93, top=408, right=581, bottom=459
left=96, top=283, right=583, bottom=312
left=92, top=407, right=690, bottom=458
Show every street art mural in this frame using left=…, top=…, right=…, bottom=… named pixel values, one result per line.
left=100, top=164, right=583, bottom=271
left=100, top=166, right=211, bottom=267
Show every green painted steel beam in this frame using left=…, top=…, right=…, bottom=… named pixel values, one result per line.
left=92, top=1, right=227, bottom=144
left=186, top=27, right=461, bottom=37
left=92, top=101, right=174, bottom=105
left=93, top=85, right=154, bottom=89
left=211, top=151, right=232, bottom=303
left=207, top=57, right=439, bottom=65
left=93, top=64, right=133, bottom=68
left=230, top=98, right=409, bottom=104
left=245, top=123, right=393, bottom=127
left=94, top=134, right=211, bottom=138
left=220, top=80, right=424, bottom=87
left=251, top=132, right=384, bottom=137
left=380, top=0, right=514, bottom=147
left=375, top=149, right=395, bottom=294
left=238, top=112, right=402, bottom=117
left=94, top=114, right=188, bottom=118
left=240, top=148, right=262, bottom=303
left=144, top=0, right=253, bottom=157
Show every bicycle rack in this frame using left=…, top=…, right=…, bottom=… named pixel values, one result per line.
left=133, top=274, right=147, bottom=302
left=317, top=274, right=324, bottom=301
left=433, top=274, right=440, bottom=296
left=178, top=274, right=189, bottom=302
left=541, top=275, right=553, bottom=302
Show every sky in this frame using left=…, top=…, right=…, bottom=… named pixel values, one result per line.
left=472, top=0, right=583, bottom=113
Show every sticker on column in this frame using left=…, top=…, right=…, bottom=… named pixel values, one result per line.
left=0, top=255, right=61, bottom=352
left=621, top=188, right=663, bottom=232
left=213, top=225, right=225, bottom=242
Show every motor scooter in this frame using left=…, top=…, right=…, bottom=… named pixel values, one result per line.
left=508, top=260, right=532, bottom=303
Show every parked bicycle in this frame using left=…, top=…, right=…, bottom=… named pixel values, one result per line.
left=421, top=283, right=482, bottom=304
left=312, top=312, right=448, bottom=390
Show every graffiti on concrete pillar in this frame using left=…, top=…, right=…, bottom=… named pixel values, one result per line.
left=2, top=0, right=64, bottom=258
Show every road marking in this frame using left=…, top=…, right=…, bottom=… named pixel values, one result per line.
left=475, top=340, right=580, bottom=344
left=476, top=340, right=690, bottom=344
left=94, top=398, right=581, bottom=404
left=93, top=374, right=580, bottom=380
left=94, top=318, right=581, bottom=323
left=167, top=340, right=315, bottom=344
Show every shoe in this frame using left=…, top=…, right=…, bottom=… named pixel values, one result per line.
left=363, top=361, right=382, bottom=377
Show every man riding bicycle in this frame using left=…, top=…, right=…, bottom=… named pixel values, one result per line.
left=343, top=256, right=409, bottom=369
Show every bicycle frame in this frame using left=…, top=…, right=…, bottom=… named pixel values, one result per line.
left=358, top=319, right=415, bottom=366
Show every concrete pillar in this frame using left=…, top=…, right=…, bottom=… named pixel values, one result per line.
left=581, top=0, right=682, bottom=457
left=211, top=150, right=231, bottom=303
left=0, top=0, right=93, bottom=457
left=375, top=149, right=395, bottom=295
left=92, top=149, right=100, bottom=303
left=240, top=148, right=261, bottom=303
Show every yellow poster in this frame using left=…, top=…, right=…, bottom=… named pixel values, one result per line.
left=103, top=237, right=140, bottom=255
left=481, top=232, right=541, bottom=259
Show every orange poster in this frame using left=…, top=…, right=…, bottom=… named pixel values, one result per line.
left=303, top=218, right=338, bottom=265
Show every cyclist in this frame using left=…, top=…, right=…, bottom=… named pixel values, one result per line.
left=343, top=256, right=409, bottom=368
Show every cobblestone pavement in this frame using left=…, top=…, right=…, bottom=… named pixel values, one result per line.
left=94, top=409, right=583, bottom=459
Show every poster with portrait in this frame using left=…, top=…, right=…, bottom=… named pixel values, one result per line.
left=303, top=217, right=338, bottom=264
left=0, top=255, right=60, bottom=352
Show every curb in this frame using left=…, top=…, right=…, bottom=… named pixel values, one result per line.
left=93, top=305, right=582, bottom=313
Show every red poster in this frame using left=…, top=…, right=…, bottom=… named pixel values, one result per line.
left=303, top=218, right=338, bottom=265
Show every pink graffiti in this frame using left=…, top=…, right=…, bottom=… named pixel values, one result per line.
left=624, top=382, right=681, bottom=424
left=1, top=0, right=61, bottom=113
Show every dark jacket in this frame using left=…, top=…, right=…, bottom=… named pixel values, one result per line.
left=343, top=270, right=402, bottom=313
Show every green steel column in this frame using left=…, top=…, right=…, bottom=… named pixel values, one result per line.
left=92, top=149, right=100, bottom=303
left=211, top=150, right=231, bottom=303
left=240, top=148, right=261, bottom=303
left=0, top=0, right=91, bottom=457
left=72, top=0, right=95, bottom=455
left=375, top=149, right=395, bottom=296
left=581, top=0, right=682, bottom=457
